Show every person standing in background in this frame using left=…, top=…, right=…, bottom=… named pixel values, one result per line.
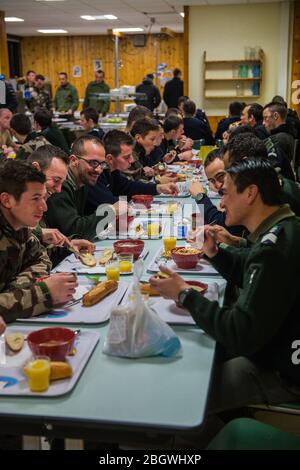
left=135, top=74, right=161, bottom=112
left=83, top=70, right=110, bottom=117
left=163, top=68, right=184, bottom=109
left=53, top=72, right=79, bottom=115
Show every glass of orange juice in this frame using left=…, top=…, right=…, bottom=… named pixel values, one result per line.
left=118, top=254, right=133, bottom=273
left=147, top=222, right=160, bottom=238
left=163, top=236, right=177, bottom=254
left=105, top=261, right=120, bottom=281
left=24, top=356, right=51, bottom=393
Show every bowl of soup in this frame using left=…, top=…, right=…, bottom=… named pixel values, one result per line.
left=171, top=247, right=203, bottom=269
left=113, top=239, right=144, bottom=260
left=27, top=327, right=75, bottom=361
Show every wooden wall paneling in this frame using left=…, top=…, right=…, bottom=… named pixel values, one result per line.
left=21, top=34, right=184, bottom=110
left=183, top=5, right=189, bottom=96
left=0, top=11, right=10, bottom=77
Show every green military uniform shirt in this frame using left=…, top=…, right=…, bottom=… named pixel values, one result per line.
left=54, top=83, right=79, bottom=112
left=0, top=211, right=53, bottom=323
left=45, top=169, right=107, bottom=241
left=83, top=81, right=110, bottom=114
left=181, top=205, right=300, bottom=386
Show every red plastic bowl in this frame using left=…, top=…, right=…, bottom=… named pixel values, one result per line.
left=189, top=159, right=202, bottom=167
left=171, top=247, right=203, bottom=269
left=113, top=239, right=144, bottom=260
left=27, top=327, right=75, bottom=361
left=175, top=280, right=208, bottom=308
left=131, top=195, right=154, bottom=209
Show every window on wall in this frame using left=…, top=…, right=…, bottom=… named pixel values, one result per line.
left=7, top=37, right=21, bottom=78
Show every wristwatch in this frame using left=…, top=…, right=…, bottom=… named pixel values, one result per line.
left=178, top=288, right=193, bottom=307
left=195, top=192, right=206, bottom=203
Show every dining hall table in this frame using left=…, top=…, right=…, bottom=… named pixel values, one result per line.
left=0, top=181, right=226, bottom=450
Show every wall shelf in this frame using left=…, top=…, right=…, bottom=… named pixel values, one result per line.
left=203, top=50, right=263, bottom=101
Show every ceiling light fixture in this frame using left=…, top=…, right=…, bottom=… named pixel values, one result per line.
left=37, top=29, right=68, bottom=33
left=113, top=28, right=143, bottom=33
left=180, top=12, right=185, bottom=18
left=5, top=17, right=24, bottom=22
left=81, top=15, right=117, bottom=21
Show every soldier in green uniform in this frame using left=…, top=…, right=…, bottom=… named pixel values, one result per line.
left=27, top=74, right=52, bottom=113
left=10, top=113, right=50, bottom=160
left=83, top=70, right=110, bottom=116
left=53, top=72, right=79, bottom=114
left=0, top=160, right=78, bottom=323
left=150, top=158, right=300, bottom=412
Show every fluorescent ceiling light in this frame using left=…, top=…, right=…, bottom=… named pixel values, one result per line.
left=5, top=17, right=24, bottom=22
left=36, top=1, right=66, bottom=3
left=180, top=12, right=185, bottom=18
left=81, top=15, right=117, bottom=21
left=113, top=28, right=143, bottom=33
left=38, top=29, right=68, bottom=33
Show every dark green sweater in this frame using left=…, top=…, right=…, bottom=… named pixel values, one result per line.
left=44, top=170, right=106, bottom=241
left=182, top=205, right=300, bottom=385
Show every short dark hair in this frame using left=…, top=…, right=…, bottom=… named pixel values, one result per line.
left=80, top=107, right=99, bottom=125
left=183, top=99, right=196, bottom=116
left=10, top=113, right=31, bottom=135
left=104, top=130, right=134, bottom=157
left=26, top=70, right=35, bottom=76
left=226, top=158, right=282, bottom=206
left=28, top=144, right=69, bottom=170
left=263, top=102, right=287, bottom=121
left=96, top=69, right=105, bottom=76
left=173, top=68, right=181, bottom=77
left=163, top=115, right=183, bottom=133
left=177, top=96, right=189, bottom=107
left=0, top=160, right=45, bottom=201
left=229, top=101, right=245, bottom=117
left=228, top=124, right=255, bottom=141
left=271, top=95, right=287, bottom=107
left=226, top=133, right=267, bottom=165
left=247, top=103, right=263, bottom=123
left=59, top=72, right=67, bottom=78
left=131, top=118, right=159, bottom=138
left=34, top=109, right=52, bottom=128
left=165, top=107, right=181, bottom=118
left=126, top=106, right=153, bottom=130
left=35, top=74, right=45, bottom=81
left=71, top=134, right=104, bottom=157
left=204, top=148, right=225, bottom=168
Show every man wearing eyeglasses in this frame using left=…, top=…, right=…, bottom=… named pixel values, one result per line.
left=45, top=135, right=123, bottom=240
left=86, top=130, right=179, bottom=213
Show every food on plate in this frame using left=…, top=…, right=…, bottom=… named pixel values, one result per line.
left=161, top=251, right=172, bottom=259
left=79, top=251, right=97, bottom=267
left=50, top=361, right=73, bottom=381
left=139, top=283, right=160, bottom=296
left=157, top=271, right=170, bottom=279
left=177, top=174, right=187, bottom=182
left=135, top=223, right=144, bottom=234
left=5, top=332, right=25, bottom=352
left=175, top=280, right=208, bottom=308
left=99, top=248, right=114, bottom=265
left=82, top=280, right=118, bottom=307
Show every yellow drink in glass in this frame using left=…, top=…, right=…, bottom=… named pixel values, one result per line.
left=119, top=260, right=133, bottom=273
left=163, top=237, right=177, bottom=253
left=24, top=357, right=50, bottom=392
left=106, top=264, right=120, bottom=281
left=167, top=202, right=177, bottom=215
left=147, top=222, right=160, bottom=238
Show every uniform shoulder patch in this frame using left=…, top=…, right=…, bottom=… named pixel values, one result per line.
left=260, top=225, right=283, bottom=245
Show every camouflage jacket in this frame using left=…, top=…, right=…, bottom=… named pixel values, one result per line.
left=27, top=87, right=52, bottom=113
left=16, top=132, right=51, bottom=160
left=0, top=210, right=53, bottom=323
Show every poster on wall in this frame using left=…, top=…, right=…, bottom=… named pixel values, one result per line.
left=73, top=66, right=81, bottom=78
left=94, top=60, right=102, bottom=71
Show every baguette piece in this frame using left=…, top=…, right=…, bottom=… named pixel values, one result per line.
left=50, top=362, right=73, bottom=381
left=82, top=280, right=118, bottom=307
left=139, top=283, right=160, bottom=296
left=5, top=332, right=25, bottom=352
left=99, top=248, right=113, bottom=265
left=79, top=251, right=97, bottom=267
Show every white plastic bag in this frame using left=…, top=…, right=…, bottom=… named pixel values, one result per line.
left=103, top=260, right=182, bottom=358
